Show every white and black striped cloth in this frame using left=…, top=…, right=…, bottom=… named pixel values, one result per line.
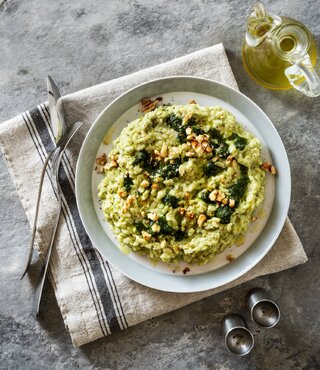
left=0, top=44, right=307, bottom=347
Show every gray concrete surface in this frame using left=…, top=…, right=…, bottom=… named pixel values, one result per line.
left=0, top=0, right=319, bottom=369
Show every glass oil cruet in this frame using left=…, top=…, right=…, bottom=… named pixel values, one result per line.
left=242, top=2, right=320, bottom=97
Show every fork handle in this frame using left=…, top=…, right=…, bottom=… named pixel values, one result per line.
left=34, top=200, right=62, bottom=317
left=20, top=151, right=54, bottom=280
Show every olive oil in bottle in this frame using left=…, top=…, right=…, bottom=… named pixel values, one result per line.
left=242, top=2, right=319, bottom=96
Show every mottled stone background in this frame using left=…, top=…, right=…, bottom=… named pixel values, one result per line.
left=0, top=0, right=319, bottom=369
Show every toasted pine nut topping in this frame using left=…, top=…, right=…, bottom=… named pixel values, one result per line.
left=186, top=127, right=193, bottom=135
left=151, top=223, right=160, bottom=233
left=197, top=214, right=207, bottom=227
left=96, top=153, right=107, bottom=165
left=110, top=160, right=118, bottom=168
left=142, top=231, right=152, bottom=241
left=261, top=162, right=277, bottom=175
left=147, top=213, right=159, bottom=221
left=226, top=255, right=235, bottom=262
left=160, top=143, right=168, bottom=158
left=140, top=180, right=149, bottom=188
left=229, top=199, right=235, bottom=208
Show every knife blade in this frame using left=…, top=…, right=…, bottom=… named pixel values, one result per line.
left=47, top=75, right=66, bottom=144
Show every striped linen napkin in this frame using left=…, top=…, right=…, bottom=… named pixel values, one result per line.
left=0, top=43, right=307, bottom=347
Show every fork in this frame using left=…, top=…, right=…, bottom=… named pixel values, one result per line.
left=20, top=122, right=82, bottom=279
left=34, top=121, right=82, bottom=316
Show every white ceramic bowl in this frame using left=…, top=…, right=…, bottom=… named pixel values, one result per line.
left=76, top=76, right=291, bottom=293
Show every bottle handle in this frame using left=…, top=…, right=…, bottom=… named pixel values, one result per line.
left=285, top=53, right=320, bottom=97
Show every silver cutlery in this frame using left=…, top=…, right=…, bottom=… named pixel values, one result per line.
left=34, top=121, right=82, bottom=317
left=21, top=76, right=68, bottom=279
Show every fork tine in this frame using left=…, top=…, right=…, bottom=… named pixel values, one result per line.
left=60, top=121, right=82, bottom=151
left=51, top=122, right=82, bottom=169
left=59, top=122, right=82, bottom=150
left=52, top=122, right=83, bottom=175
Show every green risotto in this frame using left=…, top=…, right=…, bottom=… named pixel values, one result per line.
left=97, top=104, right=265, bottom=264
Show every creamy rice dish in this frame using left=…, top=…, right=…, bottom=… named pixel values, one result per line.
left=97, top=103, right=265, bottom=264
